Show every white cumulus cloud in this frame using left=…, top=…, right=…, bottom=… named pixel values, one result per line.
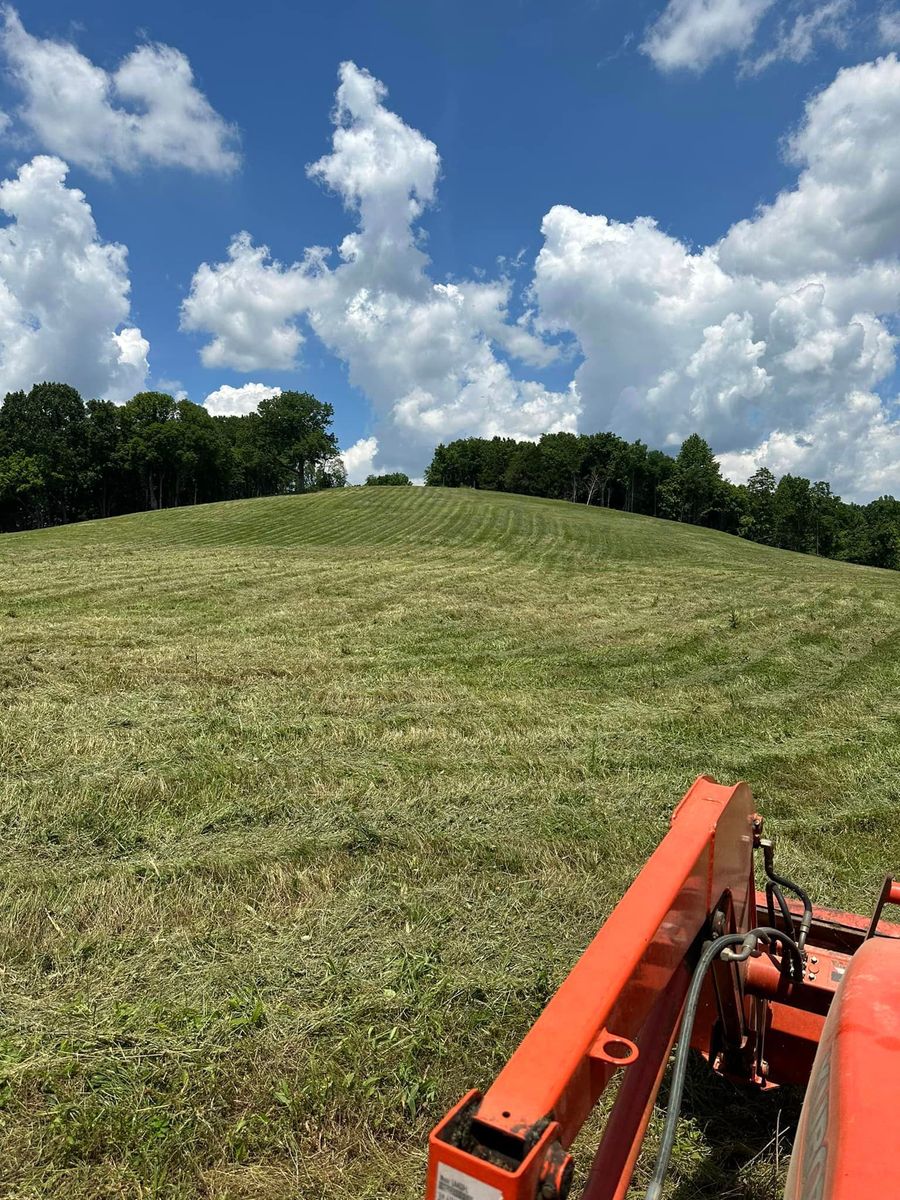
left=204, top=381, right=282, bottom=416
left=182, top=233, right=315, bottom=370
left=718, top=391, right=900, bottom=498
left=0, top=7, right=239, bottom=176
left=641, top=0, right=774, bottom=72
left=0, top=155, right=148, bottom=401
left=342, top=436, right=379, bottom=483
left=719, top=54, right=900, bottom=278
left=184, top=53, right=900, bottom=500
left=183, top=62, right=576, bottom=475
left=533, top=53, right=900, bottom=500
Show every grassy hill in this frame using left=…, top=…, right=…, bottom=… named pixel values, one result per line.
left=2, top=486, right=899, bottom=1199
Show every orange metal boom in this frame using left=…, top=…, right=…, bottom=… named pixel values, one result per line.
left=424, top=776, right=900, bottom=1200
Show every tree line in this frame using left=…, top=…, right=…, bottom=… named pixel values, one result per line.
left=0, top=382, right=346, bottom=532
left=5, top=381, right=899, bottom=569
left=425, top=432, right=900, bottom=570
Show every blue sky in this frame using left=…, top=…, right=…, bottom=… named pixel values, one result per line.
left=1, top=1, right=899, bottom=495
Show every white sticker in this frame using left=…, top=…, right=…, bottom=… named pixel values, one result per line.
left=436, top=1162, right=504, bottom=1200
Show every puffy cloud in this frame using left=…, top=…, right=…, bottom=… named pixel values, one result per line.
left=182, top=234, right=315, bottom=370
left=0, top=155, right=148, bottom=401
left=307, top=61, right=438, bottom=246
left=1, top=7, right=239, bottom=176
left=719, top=54, right=900, bottom=278
left=643, top=312, right=771, bottom=445
left=342, top=436, right=378, bottom=483
left=183, top=62, right=576, bottom=474
left=204, top=381, right=281, bottom=415
left=533, top=54, right=900, bottom=500
left=718, top=391, right=900, bottom=499
left=184, top=54, right=900, bottom=500
left=641, top=0, right=774, bottom=72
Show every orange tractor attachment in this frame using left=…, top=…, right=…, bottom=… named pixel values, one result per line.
left=424, top=776, right=900, bottom=1200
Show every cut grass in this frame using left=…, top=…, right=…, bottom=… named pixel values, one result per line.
left=0, top=486, right=899, bottom=1198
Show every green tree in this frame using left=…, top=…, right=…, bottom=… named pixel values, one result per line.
left=84, top=400, right=124, bottom=518
left=365, top=472, right=412, bottom=486
left=0, top=382, right=87, bottom=524
left=833, top=504, right=874, bottom=565
left=609, top=439, right=649, bottom=512
left=502, top=441, right=544, bottom=495
left=537, top=432, right=583, bottom=502
left=580, top=432, right=623, bottom=506
left=742, top=467, right=776, bottom=545
left=424, top=443, right=450, bottom=487
left=0, top=451, right=45, bottom=531
left=420, top=430, right=900, bottom=576
left=173, top=400, right=232, bottom=506
left=423, top=439, right=486, bottom=488
left=219, top=413, right=277, bottom=497
left=479, top=438, right=519, bottom=491
left=644, top=449, right=675, bottom=517
left=315, top=455, right=347, bottom=489
left=256, top=391, right=339, bottom=493
left=119, top=392, right=178, bottom=509
left=668, top=434, right=724, bottom=525
left=773, top=474, right=813, bottom=552
left=861, top=497, right=900, bottom=569
left=810, top=480, right=840, bottom=557
left=718, top=479, right=749, bottom=536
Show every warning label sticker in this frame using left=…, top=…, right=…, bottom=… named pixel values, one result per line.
left=435, top=1162, right=504, bottom=1200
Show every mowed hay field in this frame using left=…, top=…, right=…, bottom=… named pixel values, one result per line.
left=2, top=485, right=900, bottom=1200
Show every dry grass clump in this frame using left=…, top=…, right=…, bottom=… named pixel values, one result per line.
left=0, top=487, right=898, bottom=1197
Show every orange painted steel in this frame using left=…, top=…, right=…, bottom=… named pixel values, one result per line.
left=783, top=936, right=900, bottom=1200
left=425, top=776, right=900, bottom=1200
left=426, top=776, right=758, bottom=1200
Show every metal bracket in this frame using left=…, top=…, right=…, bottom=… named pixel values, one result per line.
left=865, top=875, right=900, bottom=940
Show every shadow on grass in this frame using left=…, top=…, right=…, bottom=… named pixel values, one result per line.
left=662, top=1053, right=804, bottom=1200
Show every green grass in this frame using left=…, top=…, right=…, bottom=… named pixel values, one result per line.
left=1, top=485, right=899, bottom=1199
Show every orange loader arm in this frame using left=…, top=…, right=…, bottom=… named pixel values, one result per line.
left=424, top=776, right=900, bottom=1200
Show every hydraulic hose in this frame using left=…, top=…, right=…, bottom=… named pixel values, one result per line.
left=762, top=842, right=813, bottom=953
left=643, top=925, right=802, bottom=1200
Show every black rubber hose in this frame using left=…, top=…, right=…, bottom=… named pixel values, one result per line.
left=642, top=934, right=744, bottom=1200
left=763, top=844, right=813, bottom=953
left=643, top=926, right=802, bottom=1200
left=747, top=925, right=804, bottom=978
left=765, top=880, right=793, bottom=935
